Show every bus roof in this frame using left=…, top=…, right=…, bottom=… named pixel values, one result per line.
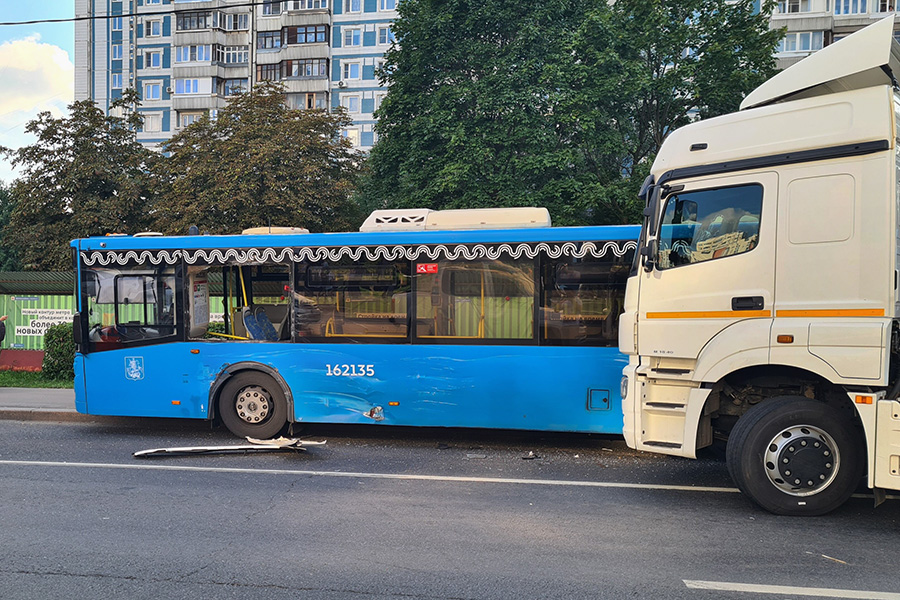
left=71, top=224, right=640, bottom=254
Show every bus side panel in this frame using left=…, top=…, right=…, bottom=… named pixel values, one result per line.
left=80, top=344, right=212, bottom=419
left=238, top=343, right=627, bottom=433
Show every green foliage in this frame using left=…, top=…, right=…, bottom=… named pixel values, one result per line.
left=0, top=184, right=21, bottom=271
left=0, top=370, right=73, bottom=389
left=0, top=89, right=159, bottom=270
left=363, top=0, right=779, bottom=225
left=42, top=322, right=76, bottom=381
left=156, top=81, right=365, bottom=235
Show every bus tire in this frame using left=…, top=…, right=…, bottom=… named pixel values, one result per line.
left=218, top=372, right=288, bottom=439
left=726, top=396, right=863, bottom=516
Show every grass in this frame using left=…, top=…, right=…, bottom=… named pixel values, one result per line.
left=0, top=370, right=74, bottom=389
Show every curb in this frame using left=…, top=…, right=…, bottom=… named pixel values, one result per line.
left=0, top=409, right=126, bottom=424
left=0, top=409, right=217, bottom=431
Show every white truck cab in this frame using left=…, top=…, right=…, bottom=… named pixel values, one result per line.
left=621, top=17, right=900, bottom=515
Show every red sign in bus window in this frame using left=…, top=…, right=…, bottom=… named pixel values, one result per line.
left=416, top=263, right=439, bottom=274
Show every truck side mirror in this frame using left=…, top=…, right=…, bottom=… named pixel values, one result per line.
left=640, top=239, right=658, bottom=273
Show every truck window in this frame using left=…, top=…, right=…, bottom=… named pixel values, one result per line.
left=657, top=184, right=763, bottom=269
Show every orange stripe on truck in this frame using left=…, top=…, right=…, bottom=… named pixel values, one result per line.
left=646, top=310, right=771, bottom=319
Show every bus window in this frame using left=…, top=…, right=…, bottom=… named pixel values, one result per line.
left=83, top=266, right=177, bottom=348
left=541, top=252, right=631, bottom=346
left=294, top=258, right=411, bottom=342
left=415, top=258, right=534, bottom=342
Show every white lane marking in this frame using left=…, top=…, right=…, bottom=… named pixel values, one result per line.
left=0, top=459, right=739, bottom=493
left=684, top=580, right=900, bottom=599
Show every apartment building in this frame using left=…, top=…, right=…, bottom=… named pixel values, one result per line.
left=771, top=0, right=900, bottom=68
left=75, top=0, right=390, bottom=151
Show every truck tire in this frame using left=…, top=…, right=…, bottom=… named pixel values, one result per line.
left=726, top=396, right=863, bottom=516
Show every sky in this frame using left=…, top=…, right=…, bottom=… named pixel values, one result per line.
left=0, top=1, right=75, bottom=184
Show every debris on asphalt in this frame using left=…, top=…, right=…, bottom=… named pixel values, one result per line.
left=133, top=436, right=326, bottom=458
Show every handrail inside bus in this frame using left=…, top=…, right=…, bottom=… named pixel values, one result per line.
left=207, top=332, right=249, bottom=340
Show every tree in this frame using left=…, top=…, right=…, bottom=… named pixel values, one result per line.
left=0, top=184, right=21, bottom=271
left=363, top=0, right=780, bottom=225
left=156, top=81, right=364, bottom=235
left=0, top=89, right=159, bottom=270
left=363, top=0, right=596, bottom=223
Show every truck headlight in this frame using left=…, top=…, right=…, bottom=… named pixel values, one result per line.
left=621, top=376, right=628, bottom=400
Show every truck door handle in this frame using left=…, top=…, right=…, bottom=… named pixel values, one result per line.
left=732, top=296, right=764, bottom=311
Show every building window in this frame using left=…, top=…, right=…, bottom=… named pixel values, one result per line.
left=111, top=17, right=123, bottom=31
left=224, top=13, right=250, bottom=30
left=776, top=30, right=824, bottom=52
left=284, top=25, right=327, bottom=45
left=344, top=0, right=361, bottom=12
left=834, top=0, right=868, bottom=14
left=175, top=78, right=200, bottom=94
left=142, top=113, right=162, bottom=133
left=374, top=91, right=386, bottom=110
left=879, top=0, right=896, bottom=10
left=776, top=0, right=811, bottom=12
left=177, top=12, right=213, bottom=31
left=146, top=19, right=162, bottom=37
left=218, top=45, right=249, bottom=64
left=143, top=81, right=162, bottom=100
left=380, top=0, right=396, bottom=9
left=111, top=73, right=123, bottom=88
left=288, top=92, right=327, bottom=109
left=343, top=28, right=362, bottom=47
left=146, top=0, right=161, bottom=4
left=179, top=112, right=204, bottom=128
left=257, top=31, right=282, bottom=49
left=341, top=94, right=361, bottom=113
left=256, top=63, right=281, bottom=81
left=378, top=26, right=395, bottom=45
left=176, top=44, right=212, bottom=62
left=283, top=58, right=327, bottom=77
left=112, top=44, right=123, bottom=60
left=284, top=0, right=328, bottom=8
left=262, top=1, right=282, bottom=15
left=221, top=78, right=248, bottom=96
left=145, top=50, right=162, bottom=69
left=342, top=61, right=361, bottom=80
left=342, top=129, right=360, bottom=147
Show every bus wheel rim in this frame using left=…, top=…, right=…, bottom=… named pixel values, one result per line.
left=763, top=424, right=840, bottom=497
left=234, top=385, right=270, bottom=424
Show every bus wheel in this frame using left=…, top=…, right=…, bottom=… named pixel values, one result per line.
left=726, top=396, right=863, bottom=516
left=218, top=372, right=288, bottom=439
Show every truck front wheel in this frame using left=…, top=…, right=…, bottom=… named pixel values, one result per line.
left=726, top=396, right=863, bottom=516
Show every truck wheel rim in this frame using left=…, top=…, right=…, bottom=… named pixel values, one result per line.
left=235, top=385, right=270, bottom=425
left=764, top=424, right=840, bottom=497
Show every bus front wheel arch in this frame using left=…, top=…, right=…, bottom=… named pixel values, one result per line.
left=726, top=396, right=864, bottom=516
left=218, top=371, right=288, bottom=439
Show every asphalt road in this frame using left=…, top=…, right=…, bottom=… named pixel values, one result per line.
left=0, top=419, right=898, bottom=600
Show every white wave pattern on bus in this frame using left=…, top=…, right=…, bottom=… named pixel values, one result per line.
left=80, top=241, right=639, bottom=267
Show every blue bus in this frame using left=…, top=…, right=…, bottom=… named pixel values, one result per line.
left=71, top=208, right=638, bottom=438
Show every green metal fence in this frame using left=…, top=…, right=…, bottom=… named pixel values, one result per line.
left=0, top=294, right=75, bottom=350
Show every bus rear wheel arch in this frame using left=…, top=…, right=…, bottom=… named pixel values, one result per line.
left=218, top=372, right=288, bottom=439
left=726, top=396, right=864, bottom=516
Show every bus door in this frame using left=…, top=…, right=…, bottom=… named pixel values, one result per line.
left=80, top=265, right=208, bottom=418
left=634, top=173, right=776, bottom=447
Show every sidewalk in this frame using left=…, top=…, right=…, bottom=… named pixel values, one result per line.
left=0, top=388, right=210, bottom=429
left=0, top=387, right=85, bottom=423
